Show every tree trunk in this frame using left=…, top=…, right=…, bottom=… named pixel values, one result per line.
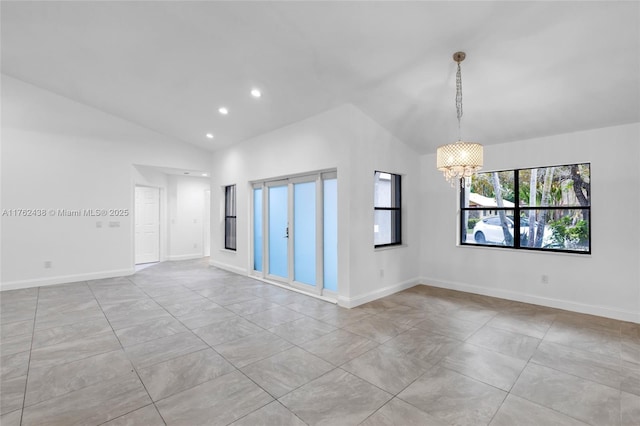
left=492, top=172, right=513, bottom=246
left=528, top=169, right=537, bottom=247
left=535, top=167, right=555, bottom=247
left=570, top=165, right=590, bottom=222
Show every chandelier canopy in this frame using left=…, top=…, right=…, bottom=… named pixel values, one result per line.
left=436, top=52, right=483, bottom=186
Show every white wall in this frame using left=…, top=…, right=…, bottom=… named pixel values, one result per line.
left=210, top=104, right=421, bottom=306
left=420, top=123, right=640, bottom=323
left=1, top=76, right=212, bottom=289
left=347, top=111, right=421, bottom=304
left=210, top=105, right=352, bottom=279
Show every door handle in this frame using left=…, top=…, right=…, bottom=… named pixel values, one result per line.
left=284, top=226, right=289, bottom=238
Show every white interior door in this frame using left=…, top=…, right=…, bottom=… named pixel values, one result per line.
left=267, top=182, right=289, bottom=280
left=135, top=186, right=160, bottom=264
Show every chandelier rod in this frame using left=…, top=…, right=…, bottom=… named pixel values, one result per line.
left=454, top=51, right=465, bottom=142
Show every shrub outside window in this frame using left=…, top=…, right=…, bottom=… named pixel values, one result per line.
left=461, top=163, right=590, bottom=254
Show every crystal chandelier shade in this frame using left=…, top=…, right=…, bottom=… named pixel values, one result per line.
left=436, top=141, right=483, bottom=181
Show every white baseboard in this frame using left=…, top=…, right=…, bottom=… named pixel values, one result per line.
left=208, top=260, right=248, bottom=276
left=251, top=276, right=338, bottom=304
left=1, top=268, right=135, bottom=291
left=421, top=276, right=640, bottom=324
left=338, top=277, right=421, bottom=308
left=208, top=261, right=418, bottom=309
left=209, top=261, right=338, bottom=304
left=166, top=253, right=203, bottom=261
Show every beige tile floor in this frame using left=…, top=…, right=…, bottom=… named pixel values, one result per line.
left=1, top=258, right=638, bottom=425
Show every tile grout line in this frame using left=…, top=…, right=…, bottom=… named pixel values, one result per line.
left=133, top=274, right=370, bottom=424
left=495, top=312, right=621, bottom=426
left=134, top=274, right=310, bottom=424
left=103, top=280, right=177, bottom=424
left=124, top=273, right=290, bottom=421
left=7, top=262, right=635, bottom=425
left=17, top=285, right=39, bottom=426
left=88, top=280, right=169, bottom=425
left=20, top=284, right=120, bottom=406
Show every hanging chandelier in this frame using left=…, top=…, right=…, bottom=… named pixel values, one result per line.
left=436, top=51, right=483, bottom=186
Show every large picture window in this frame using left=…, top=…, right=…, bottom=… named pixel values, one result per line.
left=461, top=163, right=590, bottom=254
left=374, top=171, right=401, bottom=247
left=224, top=184, right=236, bottom=251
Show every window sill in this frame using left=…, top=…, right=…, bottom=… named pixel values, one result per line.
left=375, top=244, right=407, bottom=252
left=458, top=242, right=591, bottom=257
left=219, top=248, right=237, bottom=254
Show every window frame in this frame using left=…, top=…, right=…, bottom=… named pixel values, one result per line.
left=224, top=184, right=237, bottom=251
left=374, top=171, right=402, bottom=248
left=460, top=163, right=591, bottom=255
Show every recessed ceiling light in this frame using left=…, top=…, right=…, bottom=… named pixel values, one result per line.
left=251, top=88, right=262, bottom=98
left=206, top=133, right=214, bottom=139
left=202, top=173, right=208, bottom=177
left=218, top=107, right=229, bottom=115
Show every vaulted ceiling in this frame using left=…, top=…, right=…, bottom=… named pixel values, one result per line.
left=2, top=1, right=638, bottom=154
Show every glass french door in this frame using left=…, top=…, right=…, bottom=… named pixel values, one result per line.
left=268, top=183, right=289, bottom=279
left=252, top=172, right=337, bottom=296
left=293, top=180, right=316, bottom=286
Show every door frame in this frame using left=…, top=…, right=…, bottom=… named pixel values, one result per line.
left=203, top=189, right=211, bottom=257
left=264, top=179, right=289, bottom=284
left=250, top=170, right=337, bottom=298
left=289, top=174, right=322, bottom=295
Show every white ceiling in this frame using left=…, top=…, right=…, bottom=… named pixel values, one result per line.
left=2, top=1, right=638, bottom=154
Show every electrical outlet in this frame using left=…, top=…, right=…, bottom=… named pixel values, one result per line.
left=193, top=243, right=198, bottom=248
left=44, top=261, right=52, bottom=269
left=541, top=274, right=549, bottom=284
left=380, top=269, right=384, bottom=277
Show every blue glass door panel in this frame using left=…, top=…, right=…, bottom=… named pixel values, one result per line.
left=253, top=188, right=263, bottom=272
left=268, top=185, right=288, bottom=278
left=294, top=182, right=316, bottom=286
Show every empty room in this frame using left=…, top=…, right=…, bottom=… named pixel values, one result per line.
left=1, top=1, right=639, bottom=425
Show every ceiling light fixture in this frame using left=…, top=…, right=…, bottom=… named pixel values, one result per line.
left=436, top=52, right=483, bottom=187
left=251, top=88, right=262, bottom=98
left=218, top=107, right=229, bottom=115
left=206, top=133, right=214, bottom=139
